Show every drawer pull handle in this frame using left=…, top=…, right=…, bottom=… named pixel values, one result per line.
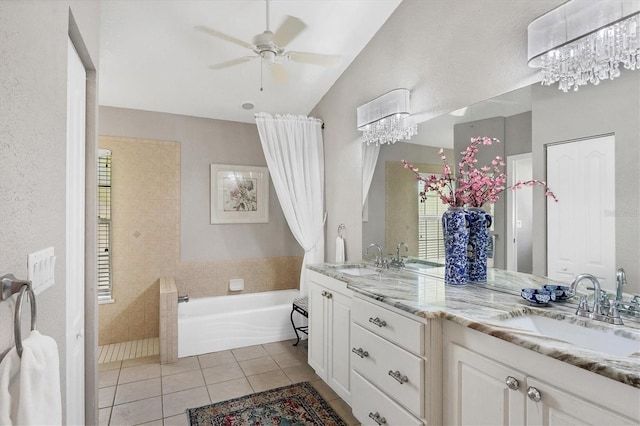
left=369, top=317, right=387, bottom=327
left=368, top=412, right=387, bottom=425
left=351, top=347, right=369, bottom=358
left=505, top=376, right=519, bottom=390
left=388, top=370, right=409, bottom=384
left=527, top=386, right=542, bottom=402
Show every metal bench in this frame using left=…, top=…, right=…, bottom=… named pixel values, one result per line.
left=290, top=296, right=309, bottom=346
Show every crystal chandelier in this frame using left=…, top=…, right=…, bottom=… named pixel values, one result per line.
left=357, top=89, right=418, bottom=146
left=528, top=0, right=640, bottom=92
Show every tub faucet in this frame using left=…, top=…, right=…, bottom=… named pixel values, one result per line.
left=178, top=294, right=189, bottom=303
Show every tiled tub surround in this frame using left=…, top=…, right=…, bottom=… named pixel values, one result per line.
left=308, top=263, right=640, bottom=388
left=175, top=256, right=302, bottom=298
left=159, top=277, right=178, bottom=364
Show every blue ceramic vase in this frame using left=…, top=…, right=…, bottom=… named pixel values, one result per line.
left=442, top=207, right=470, bottom=285
left=467, top=208, right=492, bottom=283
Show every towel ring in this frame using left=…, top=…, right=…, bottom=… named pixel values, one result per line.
left=14, top=283, right=37, bottom=358
left=337, top=224, right=345, bottom=238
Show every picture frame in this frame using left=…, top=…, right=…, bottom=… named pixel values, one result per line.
left=210, top=164, right=269, bottom=224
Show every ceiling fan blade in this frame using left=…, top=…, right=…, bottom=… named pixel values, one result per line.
left=195, top=25, right=252, bottom=49
left=209, top=57, right=253, bottom=70
left=272, top=15, right=307, bottom=48
left=270, top=63, right=289, bottom=84
left=287, top=51, right=341, bottom=67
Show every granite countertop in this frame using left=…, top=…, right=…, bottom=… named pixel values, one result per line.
left=308, top=262, right=640, bottom=388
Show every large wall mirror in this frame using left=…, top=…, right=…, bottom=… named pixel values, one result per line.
left=362, top=71, right=640, bottom=294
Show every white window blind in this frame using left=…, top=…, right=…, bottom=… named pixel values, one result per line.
left=98, top=151, right=113, bottom=302
left=418, top=176, right=446, bottom=260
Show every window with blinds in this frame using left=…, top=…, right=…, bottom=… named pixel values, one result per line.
left=98, top=150, right=113, bottom=302
left=417, top=177, right=447, bottom=260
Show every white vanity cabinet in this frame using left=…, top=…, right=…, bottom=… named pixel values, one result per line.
left=443, top=321, right=640, bottom=426
left=350, top=295, right=442, bottom=425
left=307, top=270, right=353, bottom=403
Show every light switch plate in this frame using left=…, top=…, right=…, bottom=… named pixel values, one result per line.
left=28, top=247, right=56, bottom=295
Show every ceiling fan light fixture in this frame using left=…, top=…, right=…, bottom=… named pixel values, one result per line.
left=260, top=50, right=277, bottom=63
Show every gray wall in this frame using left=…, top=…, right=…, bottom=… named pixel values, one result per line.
left=505, top=111, right=533, bottom=157
left=99, top=106, right=303, bottom=261
left=311, top=0, right=564, bottom=261
left=532, top=71, right=640, bottom=294
left=0, top=1, right=100, bottom=423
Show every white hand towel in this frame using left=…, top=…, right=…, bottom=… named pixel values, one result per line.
left=0, top=330, right=62, bottom=425
left=335, top=236, right=345, bottom=263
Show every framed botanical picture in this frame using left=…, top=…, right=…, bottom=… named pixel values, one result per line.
left=210, top=164, right=270, bottom=224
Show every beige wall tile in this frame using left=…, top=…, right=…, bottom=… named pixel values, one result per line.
left=98, top=137, right=180, bottom=345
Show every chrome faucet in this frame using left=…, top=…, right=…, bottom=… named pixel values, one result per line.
left=390, top=242, right=409, bottom=267
left=569, top=273, right=622, bottom=325
left=366, top=243, right=387, bottom=268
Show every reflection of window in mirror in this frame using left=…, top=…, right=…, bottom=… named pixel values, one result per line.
left=98, top=149, right=114, bottom=303
left=418, top=174, right=446, bottom=262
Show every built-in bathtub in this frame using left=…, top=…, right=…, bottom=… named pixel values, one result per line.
left=178, top=289, right=300, bottom=357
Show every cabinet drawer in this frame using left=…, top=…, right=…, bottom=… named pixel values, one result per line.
left=351, top=323, right=424, bottom=417
left=352, top=296, right=424, bottom=354
left=352, top=370, right=423, bottom=426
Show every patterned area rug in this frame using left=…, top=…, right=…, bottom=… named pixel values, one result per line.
left=186, top=382, right=347, bottom=426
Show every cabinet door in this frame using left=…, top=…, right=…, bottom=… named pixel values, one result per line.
left=445, top=343, right=525, bottom=426
left=308, top=282, right=327, bottom=379
left=327, top=289, right=352, bottom=403
left=525, top=377, right=637, bottom=426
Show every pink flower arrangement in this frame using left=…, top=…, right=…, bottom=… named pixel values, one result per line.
left=403, top=136, right=558, bottom=208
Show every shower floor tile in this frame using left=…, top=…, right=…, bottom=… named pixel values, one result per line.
left=98, top=337, right=160, bottom=363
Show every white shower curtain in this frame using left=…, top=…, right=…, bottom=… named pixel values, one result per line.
left=362, top=142, right=380, bottom=207
left=255, top=113, right=325, bottom=297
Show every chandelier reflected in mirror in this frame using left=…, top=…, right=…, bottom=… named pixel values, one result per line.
left=357, top=89, right=417, bottom=146
left=528, top=0, right=640, bottom=92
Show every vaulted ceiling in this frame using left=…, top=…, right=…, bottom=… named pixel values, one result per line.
left=99, top=0, right=402, bottom=123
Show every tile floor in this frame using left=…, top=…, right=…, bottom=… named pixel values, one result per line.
left=98, top=339, right=360, bottom=425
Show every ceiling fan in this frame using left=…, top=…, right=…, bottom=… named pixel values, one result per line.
left=195, top=0, right=341, bottom=88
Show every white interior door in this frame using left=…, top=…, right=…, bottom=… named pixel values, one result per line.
left=66, top=37, right=86, bottom=425
left=547, top=135, right=615, bottom=288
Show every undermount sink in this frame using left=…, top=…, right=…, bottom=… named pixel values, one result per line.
left=496, top=314, right=640, bottom=357
left=337, top=267, right=380, bottom=277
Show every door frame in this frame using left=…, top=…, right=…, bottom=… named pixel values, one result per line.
left=68, top=11, right=99, bottom=425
